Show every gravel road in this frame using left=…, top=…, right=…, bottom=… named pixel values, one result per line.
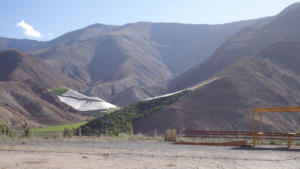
left=0, top=140, right=300, bottom=169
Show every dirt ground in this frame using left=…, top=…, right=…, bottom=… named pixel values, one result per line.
left=0, top=139, right=300, bottom=169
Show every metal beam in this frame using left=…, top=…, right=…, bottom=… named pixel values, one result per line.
left=252, top=111, right=255, bottom=132
left=251, top=106, right=300, bottom=112
left=259, top=112, right=263, bottom=144
left=251, top=106, right=300, bottom=147
left=259, top=112, right=263, bottom=133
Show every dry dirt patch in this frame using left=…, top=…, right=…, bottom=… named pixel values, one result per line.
left=0, top=140, right=300, bottom=169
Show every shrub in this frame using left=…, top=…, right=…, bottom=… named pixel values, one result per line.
left=22, top=121, right=31, bottom=137
left=63, top=128, right=75, bottom=138
left=0, top=122, right=14, bottom=137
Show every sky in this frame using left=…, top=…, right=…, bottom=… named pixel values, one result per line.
left=1, top=0, right=299, bottom=41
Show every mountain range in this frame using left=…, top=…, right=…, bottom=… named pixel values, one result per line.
left=0, top=20, right=259, bottom=106
left=1, top=2, right=300, bottom=132
left=134, top=40, right=300, bottom=134
left=133, top=2, right=300, bottom=134
left=169, top=2, right=300, bottom=91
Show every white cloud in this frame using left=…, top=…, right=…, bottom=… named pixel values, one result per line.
left=16, top=20, right=43, bottom=38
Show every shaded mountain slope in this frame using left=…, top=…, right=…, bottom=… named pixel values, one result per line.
left=133, top=41, right=300, bottom=134
left=0, top=50, right=91, bottom=128
left=148, top=20, right=260, bottom=74
left=0, top=81, right=86, bottom=129
left=0, top=37, right=41, bottom=51
left=169, top=2, right=300, bottom=91
left=0, top=49, right=85, bottom=91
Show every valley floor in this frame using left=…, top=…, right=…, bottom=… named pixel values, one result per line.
left=0, top=139, right=300, bottom=169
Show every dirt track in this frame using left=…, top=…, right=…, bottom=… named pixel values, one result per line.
left=0, top=140, right=300, bottom=169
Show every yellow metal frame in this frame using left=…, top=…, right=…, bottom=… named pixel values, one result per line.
left=251, top=106, right=300, bottom=148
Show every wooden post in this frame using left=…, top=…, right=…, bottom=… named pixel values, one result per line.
left=171, top=129, right=176, bottom=141
left=79, top=128, right=81, bottom=137
left=288, top=135, right=292, bottom=148
left=4, top=127, right=6, bottom=137
left=164, top=129, right=176, bottom=142
left=164, top=130, right=170, bottom=141
left=182, top=128, right=184, bottom=137
left=31, top=129, right=33, bottom=139
left=154, top=129, right=157, bottom=137
left=259, top=112, right=263, bottom=144
left=287, top=133, right=296, bottom=148
left=251, top=111, right=255, bottom=132
left=252, top=133, right=257, bottom=148
left=258, top=132, right=263, bottom=145
left=130, top=126, right=133, bottom=135
left=252, top=111, right=256, bottom=147
left=259, top=112, right=263, bottom=133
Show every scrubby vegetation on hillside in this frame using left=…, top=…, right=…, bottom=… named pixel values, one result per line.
left=80, top=90, right=189, bottom=136
left=49, top=87, right=69, bottom=95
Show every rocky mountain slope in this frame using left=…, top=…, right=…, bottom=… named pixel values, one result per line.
left=169, top=2, right=300, bottom=91
left=133, top=40, right=300, bottom=134
left=0, top=49, right=85, bottom=91
left=0, top=50, right=89, bottom=128
left=0, top=20, right=259, bottom=106
left=82, top=2, right=300, bottom=134
left=2, top=3, right=299, bottom=131
left=0, top=81, right=86, bottom=129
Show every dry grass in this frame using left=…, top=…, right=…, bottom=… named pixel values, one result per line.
left=0, top=133, right=164, bottom=143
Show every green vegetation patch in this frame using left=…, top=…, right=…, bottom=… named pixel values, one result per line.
left=49, top=87, right=69, bottom=95
left=80, top=90, right=189, bottom=136
left=97, top=108, right=120, bottom=118
left=33, top=121, right=87, bottom=133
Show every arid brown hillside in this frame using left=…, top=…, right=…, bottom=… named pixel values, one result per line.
left=134, top=41, right=300, bottom=134
left=169, top=2, right=300, bottom=91
left=0, top=49, right=85, bottom=91
left=0, top=20, right=260, bottom=106
left=27, top=21, right=258, bottom=105
left=0, top=81, right=86, bottom=129
left=0, top=50, right=90, bottom=128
